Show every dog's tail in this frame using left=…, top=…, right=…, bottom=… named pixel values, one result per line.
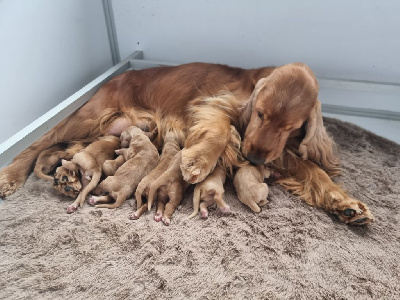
left=33, top=164, right=54, bottom=181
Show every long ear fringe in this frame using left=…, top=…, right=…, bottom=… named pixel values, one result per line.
left=271, top=149, right=329, bottom=208
left=298, top=100, right=341, bottom=176
left=239, top=78, right=269, bottom=133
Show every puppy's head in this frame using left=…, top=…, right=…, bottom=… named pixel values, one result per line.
left=242, top=63, right=319, bottom=165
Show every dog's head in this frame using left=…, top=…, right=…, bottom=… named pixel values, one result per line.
left=242, top=63, right=330, bottom=165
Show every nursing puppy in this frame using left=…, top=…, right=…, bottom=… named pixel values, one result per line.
left=61, top=136, right=120, bottom=213
left=188, top=125, right=244, bottom=219
left=103, top=126, right=158, bottom=176
left=132, top=128, right=185, bottom=221
left=188, top=165, right=228, bottom=219
left=233, top=164, right=271, bottom=213
left=141, top=151, right=189, bottom=226
left=89, top=126, right=159, bottom=209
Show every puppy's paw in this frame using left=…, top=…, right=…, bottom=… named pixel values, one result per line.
left=88, top=195, right=97, bottom=206
left=200, top=209, right=209, bottom=219
left=66, top=204, right=78, bottom=214
left=129, top=213, right=139, bottom=220
left=161, top=216, right=171, bottom=226
left=154, top=212, right=162, bottom=222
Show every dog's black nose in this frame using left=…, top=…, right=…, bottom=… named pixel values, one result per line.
left=246, top=153, right=265, bottom=165
left=62, top=176, right=68, bottom=181
left=64, top=186, right=72, bottom=192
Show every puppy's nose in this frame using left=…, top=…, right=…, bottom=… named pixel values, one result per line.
left=246, top=152, right=265, bottom=165
left=64, top=186, right=72, bottom=192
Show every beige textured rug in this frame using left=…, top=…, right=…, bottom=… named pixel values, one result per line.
left=1, top=117, right=399, bottom=300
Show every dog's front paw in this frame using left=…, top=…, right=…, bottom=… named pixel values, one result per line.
left=332, top=196, right=374, bottom=226
left=180, top=150, right=215, bottom=184
left=0, top=166, right=27, bottom=198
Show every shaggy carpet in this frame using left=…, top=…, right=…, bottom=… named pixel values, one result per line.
left=0, top=117, right=399, bottom=300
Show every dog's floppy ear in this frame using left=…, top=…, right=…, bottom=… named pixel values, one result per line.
left=298, top=100, right=340, bottom=175
left=239, top=78, right=269, bottom=130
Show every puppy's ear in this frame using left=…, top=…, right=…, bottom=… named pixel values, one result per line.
left=239, top=78, right=269, bottom=130
left=298, top=100, right=340, bottom=175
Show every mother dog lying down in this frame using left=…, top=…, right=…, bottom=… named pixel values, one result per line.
left=0, top=62, right=374, bottom=225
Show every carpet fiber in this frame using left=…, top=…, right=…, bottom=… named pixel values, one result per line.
left=1, top=117, right=399, bottom=300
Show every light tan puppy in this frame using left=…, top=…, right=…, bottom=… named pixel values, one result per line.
left=61, top=136, right=120, bottom=213
left=188, top=165, right=229, bottom=219
left=89, top=126, right=159, bottom=209
left=188, top=125, right=245, bottom=219
left=132, top=130, right=184, bottom=221
left=103, top=127, right=158, bottom=176
left=139, top=151, right=189, bottom=226
left=233, top=164, right=271, bottom=213
left=34, top=141, right=87, bottom=181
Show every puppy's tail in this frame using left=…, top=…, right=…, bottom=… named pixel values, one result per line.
left=188, top=186, right=202, bottom=219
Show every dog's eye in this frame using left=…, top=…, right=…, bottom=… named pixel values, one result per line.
left=257, top=111, right=264, bottom=121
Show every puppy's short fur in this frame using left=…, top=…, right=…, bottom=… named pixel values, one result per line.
left=188, top=125, right=244, bottom=219
left=89, top=126, right=159, bottom=209
left=103, top=127, right=158, bottom=176
left=233, top=164, right=271, bottom=213
left=133, top=130, right=185, bottom=218
left=61, top=136, right=120, bottom=213
left=138, top=151, right=189, bottom=226
left=188, top=165, right=229, bottom=219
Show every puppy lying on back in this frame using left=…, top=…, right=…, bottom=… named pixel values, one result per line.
left=61, top=136, right=120, bottom=213
left=189, top=125, right=245, bottom=219
left=132, top=129, right=185, bottom=221
left=233, top=164, right=271, bottom=213
left=89, top=126, right=159, bottom=209
left=53, top=165, right=83, bottom=198
left=34, top=141, right=88, bottom=181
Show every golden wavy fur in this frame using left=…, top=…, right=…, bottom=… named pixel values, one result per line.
left=0, top=62, right=373, bottom=224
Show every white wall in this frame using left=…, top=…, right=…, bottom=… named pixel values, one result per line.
left=113, top=0, right=399, bottom=83
left=0, top=0, right=113, bottom=144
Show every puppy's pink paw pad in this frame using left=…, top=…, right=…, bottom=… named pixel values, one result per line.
left=66, top=205, right=78, bottom=214
left=154, top=213, right=162, bottom=222
left=129, top=213, right=139, bottom=220
left=220, top=206, right=230, bottom=214
left=200, top=210, right=208, bottom=219
left=88, top=196, right=97, bottom=206
left=162, top=217, right=170, bottom=226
